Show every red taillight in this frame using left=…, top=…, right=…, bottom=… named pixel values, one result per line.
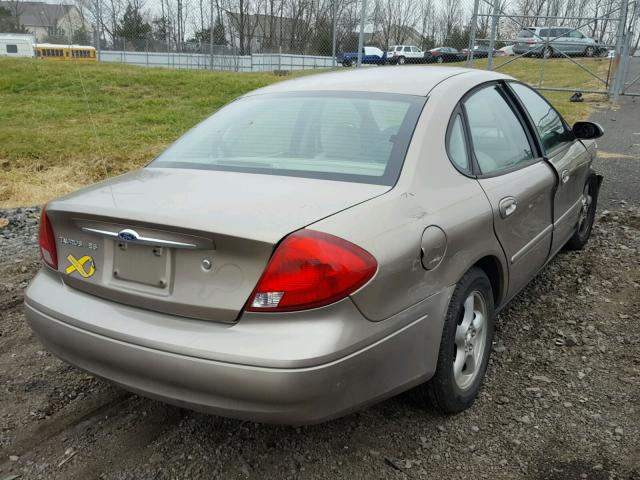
left=246, top=229, right=377, bottom=312
left=38, top=206, right=58, bottom=269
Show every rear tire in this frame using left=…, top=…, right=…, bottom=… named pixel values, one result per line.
left=421, top=267, right=495, bottom=414
left=543, top=46, right=553, bottom=59
left=342, top=59, right=352, bottom=67
left=436, top=56, right=444, bottom=64
left=397, top=56, right=406, bottom=65
left=565, top=175, right=599, bottom=250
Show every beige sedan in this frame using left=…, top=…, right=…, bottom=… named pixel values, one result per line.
left=25, top=67, right=603, bottom=424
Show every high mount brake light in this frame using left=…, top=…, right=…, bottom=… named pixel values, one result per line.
left=246, top=230, right=377, bottom=312
left=38, top=206, right=58, bottom=269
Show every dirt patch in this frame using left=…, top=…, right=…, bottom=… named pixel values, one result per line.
left=0, top=207, right=638, bottom=480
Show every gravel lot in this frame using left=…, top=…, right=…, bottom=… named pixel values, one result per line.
left=1, top=200, right=639, bottom=480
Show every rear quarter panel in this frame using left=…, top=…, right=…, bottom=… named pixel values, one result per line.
left=310, top=72, right=510, bottom=322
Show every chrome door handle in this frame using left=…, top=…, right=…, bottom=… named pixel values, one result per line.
left=499, top=197, right=518, bottom=218
left=561, top=169, right=571, bottom=184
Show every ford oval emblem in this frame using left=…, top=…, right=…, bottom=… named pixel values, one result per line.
left=117, top=229, right=139, bottom=241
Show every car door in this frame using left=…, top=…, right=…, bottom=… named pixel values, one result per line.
left=555, top=28, right=573, bottom=54
left=508, top=82, right=591, bottom=254
left=462, top=83, right=556, bottom=298
left=568, top=30, right=588, bottom=54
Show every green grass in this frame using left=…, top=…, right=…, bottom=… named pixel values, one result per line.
left=0, top=57, right=610, bottom=207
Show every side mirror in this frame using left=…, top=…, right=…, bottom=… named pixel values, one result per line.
left=573, top=121, right=604, bottom=139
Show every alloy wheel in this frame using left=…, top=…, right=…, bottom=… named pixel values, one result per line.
left=453, top=291, right=488, bottom=390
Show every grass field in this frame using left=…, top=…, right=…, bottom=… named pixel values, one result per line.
left=0, top=57, right=612, bottom=207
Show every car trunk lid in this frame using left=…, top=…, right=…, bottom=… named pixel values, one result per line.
left=46, top=168, right=389, bottom=322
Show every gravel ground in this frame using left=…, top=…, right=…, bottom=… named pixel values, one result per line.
left=0, top=202, right=639, bottom=480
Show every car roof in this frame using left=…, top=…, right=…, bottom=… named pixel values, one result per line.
left=245, top=67, right=511, bottom=97
left=528, top=26, right=571, bottom=29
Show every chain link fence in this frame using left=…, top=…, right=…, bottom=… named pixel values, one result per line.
left=4, top=0, right=638, bottom=95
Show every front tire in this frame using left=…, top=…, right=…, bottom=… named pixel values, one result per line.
left=422, top=267, right=495, bottom=414
left=543, top=46, right=553, bottom=59
left=565, top=175, right=600, bottom=250
left=585, top=46, right=595, bottom=57
left=436, top=56, right=444, bottom=64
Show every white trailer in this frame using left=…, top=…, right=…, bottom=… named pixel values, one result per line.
left=0, top=33, right=35, bottom=58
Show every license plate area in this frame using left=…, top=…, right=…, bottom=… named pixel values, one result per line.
left=113, top=241, right=170, bottom=288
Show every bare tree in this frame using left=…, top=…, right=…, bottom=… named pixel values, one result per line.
left=4, top=0, right=26, bottom=30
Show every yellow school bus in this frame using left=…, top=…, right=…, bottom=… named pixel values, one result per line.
left=34, top=44, right=97, bottom=62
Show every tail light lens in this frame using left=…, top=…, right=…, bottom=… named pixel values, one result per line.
left=38, top=206, right=58, bottom=269
left=246, top=229, right=377, bottom=312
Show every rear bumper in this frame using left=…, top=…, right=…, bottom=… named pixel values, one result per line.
left=24, top=269, right=452, bottom=424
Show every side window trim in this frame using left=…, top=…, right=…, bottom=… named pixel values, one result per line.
left=459, top=81, right=544, bottom=178
left=504, top=80, right=575, bottom=158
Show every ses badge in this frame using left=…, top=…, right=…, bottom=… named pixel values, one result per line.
left=59, top=236, right=98, bottom=279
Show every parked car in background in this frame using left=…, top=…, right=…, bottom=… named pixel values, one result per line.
left=0, top=33, right=35, bottom=58
left=424, top=47, right=465, bottom=63
left=513, top=27, right=601, bottom=58
left=462, top=45, right=500, bottom=58
left=337, top=46, right=386, bottom=67
left=386, top=45, right=424, bottom=64
left=499, top=45, right=515, bottom=56
left=26, top=67, right=603, bottom=425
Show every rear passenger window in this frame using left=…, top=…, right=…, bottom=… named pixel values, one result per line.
left=510, top=83, right=574, bottom=153
left=447, top=113, right=469, bottom=172
left=464, top=86, right=535, bottom=175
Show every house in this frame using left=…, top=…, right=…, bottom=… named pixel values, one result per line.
left=225, top=12, right=308, bottom=54
left=354, top=23, right=423, bottom=48
left=0, top=1, right=92, bottom=43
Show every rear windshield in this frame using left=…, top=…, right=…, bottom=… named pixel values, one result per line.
left=150, top=92, right=426, bottom=185
left=518, top=29, right=534, bottom=38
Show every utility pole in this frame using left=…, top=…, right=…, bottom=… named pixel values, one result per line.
left=177, top=0, right=182, bottom=52
left=356, top=0, right=367, bottom=67
left=331, top=0, right=337, bottom=67
left=466, top=0, right=480, bottom=66
left=95, top=0, right=102, bottom=61
left=210, top=0, right=214, bottom=69
left=486, top=0, right=499, bottom=70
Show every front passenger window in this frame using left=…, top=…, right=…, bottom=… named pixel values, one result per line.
left=464, top=86, right=535, bottom=175
left=510, top=83, right=574, bottom=153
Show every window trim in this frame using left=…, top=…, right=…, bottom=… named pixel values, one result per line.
left=445, top=105, right=473, bottom=176
left=457, top=80, right=544, bottom=178
left=505, top=80, right=576, bottom=158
